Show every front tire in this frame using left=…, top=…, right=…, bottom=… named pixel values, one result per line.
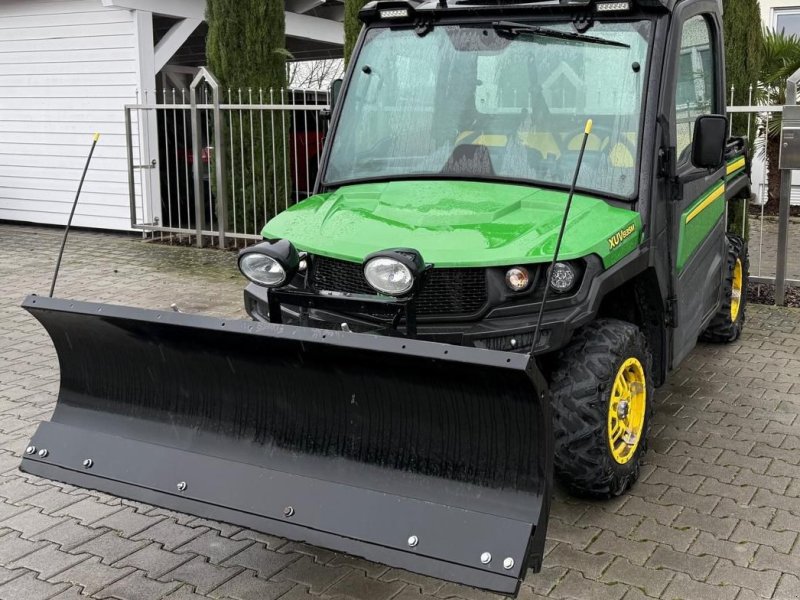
left=549, top=319, right=653, bottom=498
left=701, top=233, right=748, bottom=343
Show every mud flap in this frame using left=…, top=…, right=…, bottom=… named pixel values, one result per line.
left=20, top=295, right=552, bottom=595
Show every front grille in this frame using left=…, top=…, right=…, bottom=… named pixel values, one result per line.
left=311, top=256, right=488, bottom=317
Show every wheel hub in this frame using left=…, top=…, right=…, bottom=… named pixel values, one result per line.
left=731, top=258, right=743, bottom=322
left=607, top=358, right=647, bottom=465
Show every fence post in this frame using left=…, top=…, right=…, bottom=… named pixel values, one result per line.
left=776, top=68, right=800, bottom=306
left=211, top=78, right=227, bottom=249
left=190, top=72, right=205, bottom=247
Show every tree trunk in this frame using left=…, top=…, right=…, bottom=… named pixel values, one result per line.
left=766, top=131, right=782, bottom=215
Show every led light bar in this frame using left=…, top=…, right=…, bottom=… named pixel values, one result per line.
left=595, top=1, right=631, bottom=11
left=379, top=8, right=410, bottom=17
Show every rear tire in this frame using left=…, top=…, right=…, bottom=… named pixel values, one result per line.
left=549, top=319, right=653, bottom=498
left=701, top=234, right=748, bottom=343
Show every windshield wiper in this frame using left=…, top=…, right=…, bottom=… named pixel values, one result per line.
left=492, top=21, right=631, bottom=48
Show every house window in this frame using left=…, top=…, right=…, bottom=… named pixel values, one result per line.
left=775, top=8, right=800, bottom=36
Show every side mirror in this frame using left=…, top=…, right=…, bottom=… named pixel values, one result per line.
left=691, top=115, right=727, bottom=170
left=320, top=78, right=343, bottom=121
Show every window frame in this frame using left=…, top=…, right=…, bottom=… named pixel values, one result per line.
left=672, top=13, right=720, bottom=165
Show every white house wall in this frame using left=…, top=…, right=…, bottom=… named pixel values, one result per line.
left=0, top=0, right=140, bottom=230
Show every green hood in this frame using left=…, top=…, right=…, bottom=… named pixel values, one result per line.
left=263, top=180, right=641, bottom=268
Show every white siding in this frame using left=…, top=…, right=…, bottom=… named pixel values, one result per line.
left=0, top=0, right=138, bottom=230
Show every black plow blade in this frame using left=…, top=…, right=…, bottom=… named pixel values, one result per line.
left=20, top=295, right=552, bottom=595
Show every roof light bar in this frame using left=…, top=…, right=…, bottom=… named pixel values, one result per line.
left=595, top=1, right=631, bottom=11
left=379, top=8, right=410, bottom=17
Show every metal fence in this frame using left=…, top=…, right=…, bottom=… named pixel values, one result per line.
left=125, top=68, right=330, bottom=248
left=728, top=85, right=799, bottom=298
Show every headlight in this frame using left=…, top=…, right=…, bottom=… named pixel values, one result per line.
left=550, top=261, right=577, bottom=293
left=505, top=267, right=530, bottom=292
left=364, top=257, right=414, bottom=296
left=238, top=239, right=300, bottom=287
left=239, top=253, right=286, bottom=286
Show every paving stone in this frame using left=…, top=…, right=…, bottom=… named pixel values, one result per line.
left=392, top=588, right=442, bottom=600
left=159, top=555, right=241, bottom=595
left=48, top=556, right=135, bottom=596
left=646, top=545, right=717, bottom=581
left=326, top=554, right=390, bottom=578
left=600, top=557, right=674, bottom=597
left=711, top=499, right=774, bottom=528
left=549, top=571, right=626, bottom=600
left=51, top=586, right=90, bottom=600
left=545, top=543, right=613, bottom=579
left=673, top=508, right=738, bottom=538
left=0, top=529, right=43, bottom=562
left=271, top=555, right=349, bottom=594
left=94, top=507, right=164, bottom=537
left=0, top=570, right=69, bottom=600
left=707, top=559, right=781, bottom=598
left=276, top=542, right=337, bottom=565
left=546, top=520, right=601, bottom=550
left=661, top=574, right=739, bottom=600
left=750, top=488, right=800, bottom=515
left=1, top=507, right=65, bottom=538
left=73, top=531, right=149, bottom=565
left=587, top=531, right=657, bottom=566
left=53, top=497, right=122, bottom=526
left=229, top=529, right=287, bottom=550
left=774, top=574, right=800, bottom=599
left=164, top=585, right=211, bottom=600
left=176, top=531, right=253, bottom=565
left=0, top=566, right=24, bottom=587
left=660, top=486, right=720, bottom=514
left=0, top=476, right=44, bottom=503
left=733, top=470, right=791, bottom=495
left=696, top=478, right=757, bottom=505
left=208, top=570, right=293, bottom=600
left=576, top=507, right=640, bottom=537
left=688, top=532, right=758, bottom=567
left=632, top=518, right=697, bottom=552
left=186, top=518, right=241, bottom=539
left=8, top=543, right=89, bottom=579
left=131, top=518, right=207, bottom=552
left=521, top=565, right=567, bottom=597
left=24, top=488, right=84, bottom=515
left=115, top=542, right=194, bottom=578
left=222, top=542, right=298, bottom=579
left=615, top=496, right=682, bottom=526
left=97, top=570, right=183, bottom=600
left=33, top=517, right=106, bottom=550
left=729, top=521, right=797, bottom=553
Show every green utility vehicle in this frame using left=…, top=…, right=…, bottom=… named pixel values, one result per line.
left=241, top=0, right=750, bottom=496
left=20, top=0, right=750, bottom=595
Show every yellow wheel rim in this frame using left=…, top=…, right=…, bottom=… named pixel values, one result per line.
left=731, top=258, right=743, bottom=322
left=607, top=357, right=647, bottom=465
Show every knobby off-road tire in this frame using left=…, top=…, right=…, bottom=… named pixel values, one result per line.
left=701, top=233, right=748, bottom=343
left=549, top=319, right=654, bottom=498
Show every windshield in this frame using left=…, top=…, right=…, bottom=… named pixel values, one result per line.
left=325, top=20, right=651, bottom=197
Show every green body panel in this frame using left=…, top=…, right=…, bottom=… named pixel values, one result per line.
left=262, top=180, right=641, bottom=268
left=677, top=180, right=726, bottom=272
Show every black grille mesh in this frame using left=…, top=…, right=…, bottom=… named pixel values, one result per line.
left=311, top=256, right=488, bottom=316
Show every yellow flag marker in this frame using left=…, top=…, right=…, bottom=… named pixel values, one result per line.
left=93, top=133, right=101, bottom=142
left=584, top=119, right=593, bottom=135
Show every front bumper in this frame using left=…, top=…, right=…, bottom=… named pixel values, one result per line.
left=245, top=283, right=573, bottom=354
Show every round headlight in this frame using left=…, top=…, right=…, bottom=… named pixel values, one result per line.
left=239, top=253, right=287, bottom=287
left=364, top=257, right=414, bottom=296
left=550, top=262, right=577, bottom=293
left=505, top=267, right=530, bottom=292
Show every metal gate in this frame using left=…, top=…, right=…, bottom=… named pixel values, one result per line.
left=125, top=68, right=330, bottom=248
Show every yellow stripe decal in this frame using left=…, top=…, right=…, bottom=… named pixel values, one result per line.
left=726, top=157, right=746, bottom=176
left=686, top=183, right=726, bottom=224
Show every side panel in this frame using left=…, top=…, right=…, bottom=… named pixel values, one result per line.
left=676, top=180, right=726, bottom=271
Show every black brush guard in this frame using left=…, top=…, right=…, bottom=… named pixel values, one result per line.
left=19, top=295, right=552, bottom=595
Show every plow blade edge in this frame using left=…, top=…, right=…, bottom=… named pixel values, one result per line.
left=20, top=295, right=552, bottom=595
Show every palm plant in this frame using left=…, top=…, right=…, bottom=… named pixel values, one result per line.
left=756, top=28, right=800, bottom=214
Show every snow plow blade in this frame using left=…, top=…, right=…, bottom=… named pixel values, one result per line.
left=20, top=295, right=552, bottom=595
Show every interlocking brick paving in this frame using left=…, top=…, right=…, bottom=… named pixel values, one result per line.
left=1, top=223, right=799, bottom=600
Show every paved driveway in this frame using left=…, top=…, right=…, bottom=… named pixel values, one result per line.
left=1, top=223, right=799, bottom=600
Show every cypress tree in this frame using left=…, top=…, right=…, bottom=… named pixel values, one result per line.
left=344, top=0, right=369, bottom=65
left=722, top=0, right=763, bottom=239
left=206, top=0, right=289, bottom=237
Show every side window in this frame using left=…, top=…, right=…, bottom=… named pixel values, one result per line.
left=674, top=15, right=716, bottom=160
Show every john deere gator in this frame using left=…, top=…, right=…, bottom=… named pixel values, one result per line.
left=21, top=0, right=750, bottom=595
